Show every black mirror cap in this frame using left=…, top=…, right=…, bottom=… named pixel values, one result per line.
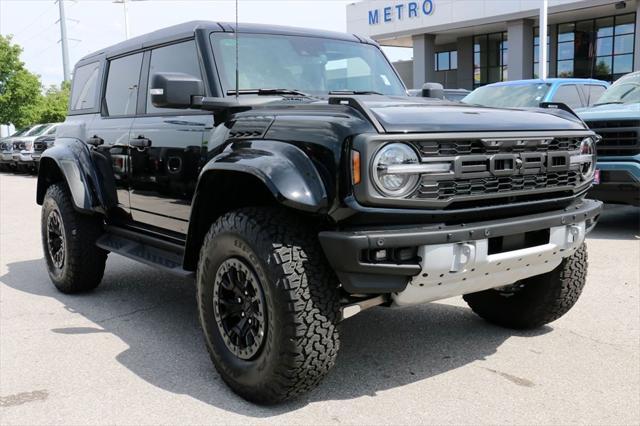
left=421, top=82, right=445, bottom=99
left=150, top=72, right=204, bottom=109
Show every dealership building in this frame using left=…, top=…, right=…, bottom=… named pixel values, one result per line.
left=346, top=0, right=640, bottom=89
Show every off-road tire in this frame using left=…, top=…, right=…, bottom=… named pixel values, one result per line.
left=196, top=207, right=340, bottom=404
left=463, top=244, right=588, bottom=329
left=41, top=183, right=107, bottom=293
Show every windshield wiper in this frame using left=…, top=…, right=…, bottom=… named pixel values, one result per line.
left=593, top=101, right=624, bottom=106
left=226, top=88, right=311, bottom=97
left=328, top=90, right=384, bottom=95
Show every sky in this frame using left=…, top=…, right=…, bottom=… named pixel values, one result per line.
left=0, top=0, right=412, bottom=87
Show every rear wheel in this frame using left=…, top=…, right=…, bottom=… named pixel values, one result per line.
left=41, top=183, right=107, bottom=293
left=197, top=207, right=340, bottom=404
left=463, top=244, right=588, bottom=329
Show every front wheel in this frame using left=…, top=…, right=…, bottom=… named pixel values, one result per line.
left=41, top=183, right=107, bottom=293
left=196, top=207, right=340, bottom=404
left=463, top=244, right=588, bottom=329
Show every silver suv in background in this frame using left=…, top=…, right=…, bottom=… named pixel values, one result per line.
left=0, top=126, right=40, bottom=172
left=11, top=123, right=59, bottom=173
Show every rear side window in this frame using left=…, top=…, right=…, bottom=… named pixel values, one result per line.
left=552, top=84, right=583, bottom=109
left=146, top=40, right=202, bottom=113
left=70, top=62, right=100, bottom=111
left=104, top=53, right=143, bottom=116
left=583, top=84, right=607, bottom=106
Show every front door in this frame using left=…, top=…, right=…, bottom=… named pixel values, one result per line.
left=127, top=39, right=211, bottom=235
left=128, top=115, right=210, bottom=234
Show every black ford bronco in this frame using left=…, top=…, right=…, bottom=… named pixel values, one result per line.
left=37, top=21, right=602, bottom=404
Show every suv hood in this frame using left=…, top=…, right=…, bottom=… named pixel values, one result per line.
left=577, top=103, right=640, bottom=121
left=361, top=97, right=586, bottom=133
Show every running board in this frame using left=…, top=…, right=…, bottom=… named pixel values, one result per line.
left=96, top=230, right=193, bottom=278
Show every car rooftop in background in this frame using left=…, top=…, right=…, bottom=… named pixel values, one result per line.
left=462, top=78, right=609, bottom=110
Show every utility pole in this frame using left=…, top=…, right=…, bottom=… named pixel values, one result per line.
left=113, top=0, right=131, bottom=40
left=539, top=0, right=548, bottom=80
left=57, top=0, right=71, bottom=82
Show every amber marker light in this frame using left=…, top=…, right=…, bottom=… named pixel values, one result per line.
left=351, top=150, right=361, bottom=185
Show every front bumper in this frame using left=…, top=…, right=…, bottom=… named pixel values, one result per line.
left=13, top=151, right=34, bottom=164
left=589, top=159, right=640, bottom=206
left=0, top=152, right=14, bottom=163
left=319, top=198, right=602, bottom=294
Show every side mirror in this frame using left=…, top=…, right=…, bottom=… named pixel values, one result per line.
left=421, top=82, right=444, bottom=99
left=150, top=72, right=204, bottom=109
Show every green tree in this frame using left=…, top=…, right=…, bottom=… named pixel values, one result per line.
left=37, top=81, right=70, bottom=123
left=0, top=35, right=43, bottom=128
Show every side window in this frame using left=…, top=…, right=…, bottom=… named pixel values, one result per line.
left=70, top=62, right=100, bottom=111
left=146, top=40, right=202, bottom=113
left=552, top=84, right=583, bottom=108
left=104, top=53, right=143, bottom=117
left=584, top=84, right=607, bottom=106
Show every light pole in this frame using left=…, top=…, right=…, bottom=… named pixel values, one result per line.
left=113, top=0, right=146, bottom=40
left=57, top=0, right=71, bottom=82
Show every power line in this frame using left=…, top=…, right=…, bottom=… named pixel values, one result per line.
left=7, top=1, right=58, bottom=38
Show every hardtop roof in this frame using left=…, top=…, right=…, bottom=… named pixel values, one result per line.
left=77, top=20, right=371, bottom=64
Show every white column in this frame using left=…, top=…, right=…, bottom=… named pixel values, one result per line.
left=634, top=0, right=640, bottom=71
left=539, top=0, right=548, bottom=79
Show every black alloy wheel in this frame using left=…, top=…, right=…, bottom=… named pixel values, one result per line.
left=212, top=257, right=267, bottom=360
left=46, top=208, right=66, bottom=271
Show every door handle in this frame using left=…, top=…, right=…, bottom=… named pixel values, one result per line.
left=129, top=136, right=152, bottom=149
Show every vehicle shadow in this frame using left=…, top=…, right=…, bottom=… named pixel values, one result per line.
left=1, top=257, right=550, bottom=417
left=587, top=204, right=639, bottom=241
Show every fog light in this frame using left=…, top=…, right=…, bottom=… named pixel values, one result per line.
left=374, top=249, right=388, bottom=261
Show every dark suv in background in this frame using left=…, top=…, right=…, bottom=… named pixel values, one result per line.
left=36, top=21, right=601, bottom=404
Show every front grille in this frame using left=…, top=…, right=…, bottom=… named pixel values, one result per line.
left=417, top=137, right=580, bottom=157
left=417, top=171, right=580, bottom=200
left=585, top=120, right=640, bottom=156
left=395, top=134, right=591, bottom=207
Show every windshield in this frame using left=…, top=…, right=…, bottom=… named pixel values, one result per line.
left=24, top=124, right=50, bottom=136
left=210, top=33, right=406, bottom=96
left=463, top=83, right=552, bottom=108
left=9, top=127, right=30, bottom=137
left=595, top=73, right=640, bottom=105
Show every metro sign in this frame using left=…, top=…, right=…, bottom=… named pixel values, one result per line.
left=368, top=0, right=434, bottom=25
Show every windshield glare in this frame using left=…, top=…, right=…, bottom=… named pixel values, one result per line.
left=25, top=124, right=50, bottom=137
left=463, top=83, right=551, bottom=108
left=211, top=33, right=406, bottom=96
left=595, top=73, right=640, bottom=105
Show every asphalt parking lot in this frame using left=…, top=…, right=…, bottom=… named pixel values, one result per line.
left=0, top=172, right=638, bottom=425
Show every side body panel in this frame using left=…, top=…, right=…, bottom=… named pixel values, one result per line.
left=128, top=114, right=213, bottom=234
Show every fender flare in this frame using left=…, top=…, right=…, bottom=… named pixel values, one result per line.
left=183, top=140, right=329, bottom=270
left=197, top=140, right=329, bottom=212
left=36, top=137, right=113, bottom=214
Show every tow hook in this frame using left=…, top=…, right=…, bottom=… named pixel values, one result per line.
left=340, top=294, right=389, bottom=321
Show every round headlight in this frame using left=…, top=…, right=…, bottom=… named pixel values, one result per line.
left=579, top=137, right=596, bottom=180
left=372, top=143, right=420, bottom=197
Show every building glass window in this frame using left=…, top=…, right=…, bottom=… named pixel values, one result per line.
left=434, top=50, right=457, bottom=71
left=533, top=27, right=550, bottom=78
left=555, top=13, right=635, bottom=81
left=473, top=32, right=507, bottom=88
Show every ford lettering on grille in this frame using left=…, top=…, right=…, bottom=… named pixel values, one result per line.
left=453, top=152, right=570, bottom=179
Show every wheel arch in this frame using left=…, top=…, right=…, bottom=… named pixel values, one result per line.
left=36, top=138, right=110, bottom=214
left=183, top=141, right=330, bottom=270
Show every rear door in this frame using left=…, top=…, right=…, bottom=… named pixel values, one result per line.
left=87, top=53, right=144, bottom=213
left=128, top=40, right=212, bottom=234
